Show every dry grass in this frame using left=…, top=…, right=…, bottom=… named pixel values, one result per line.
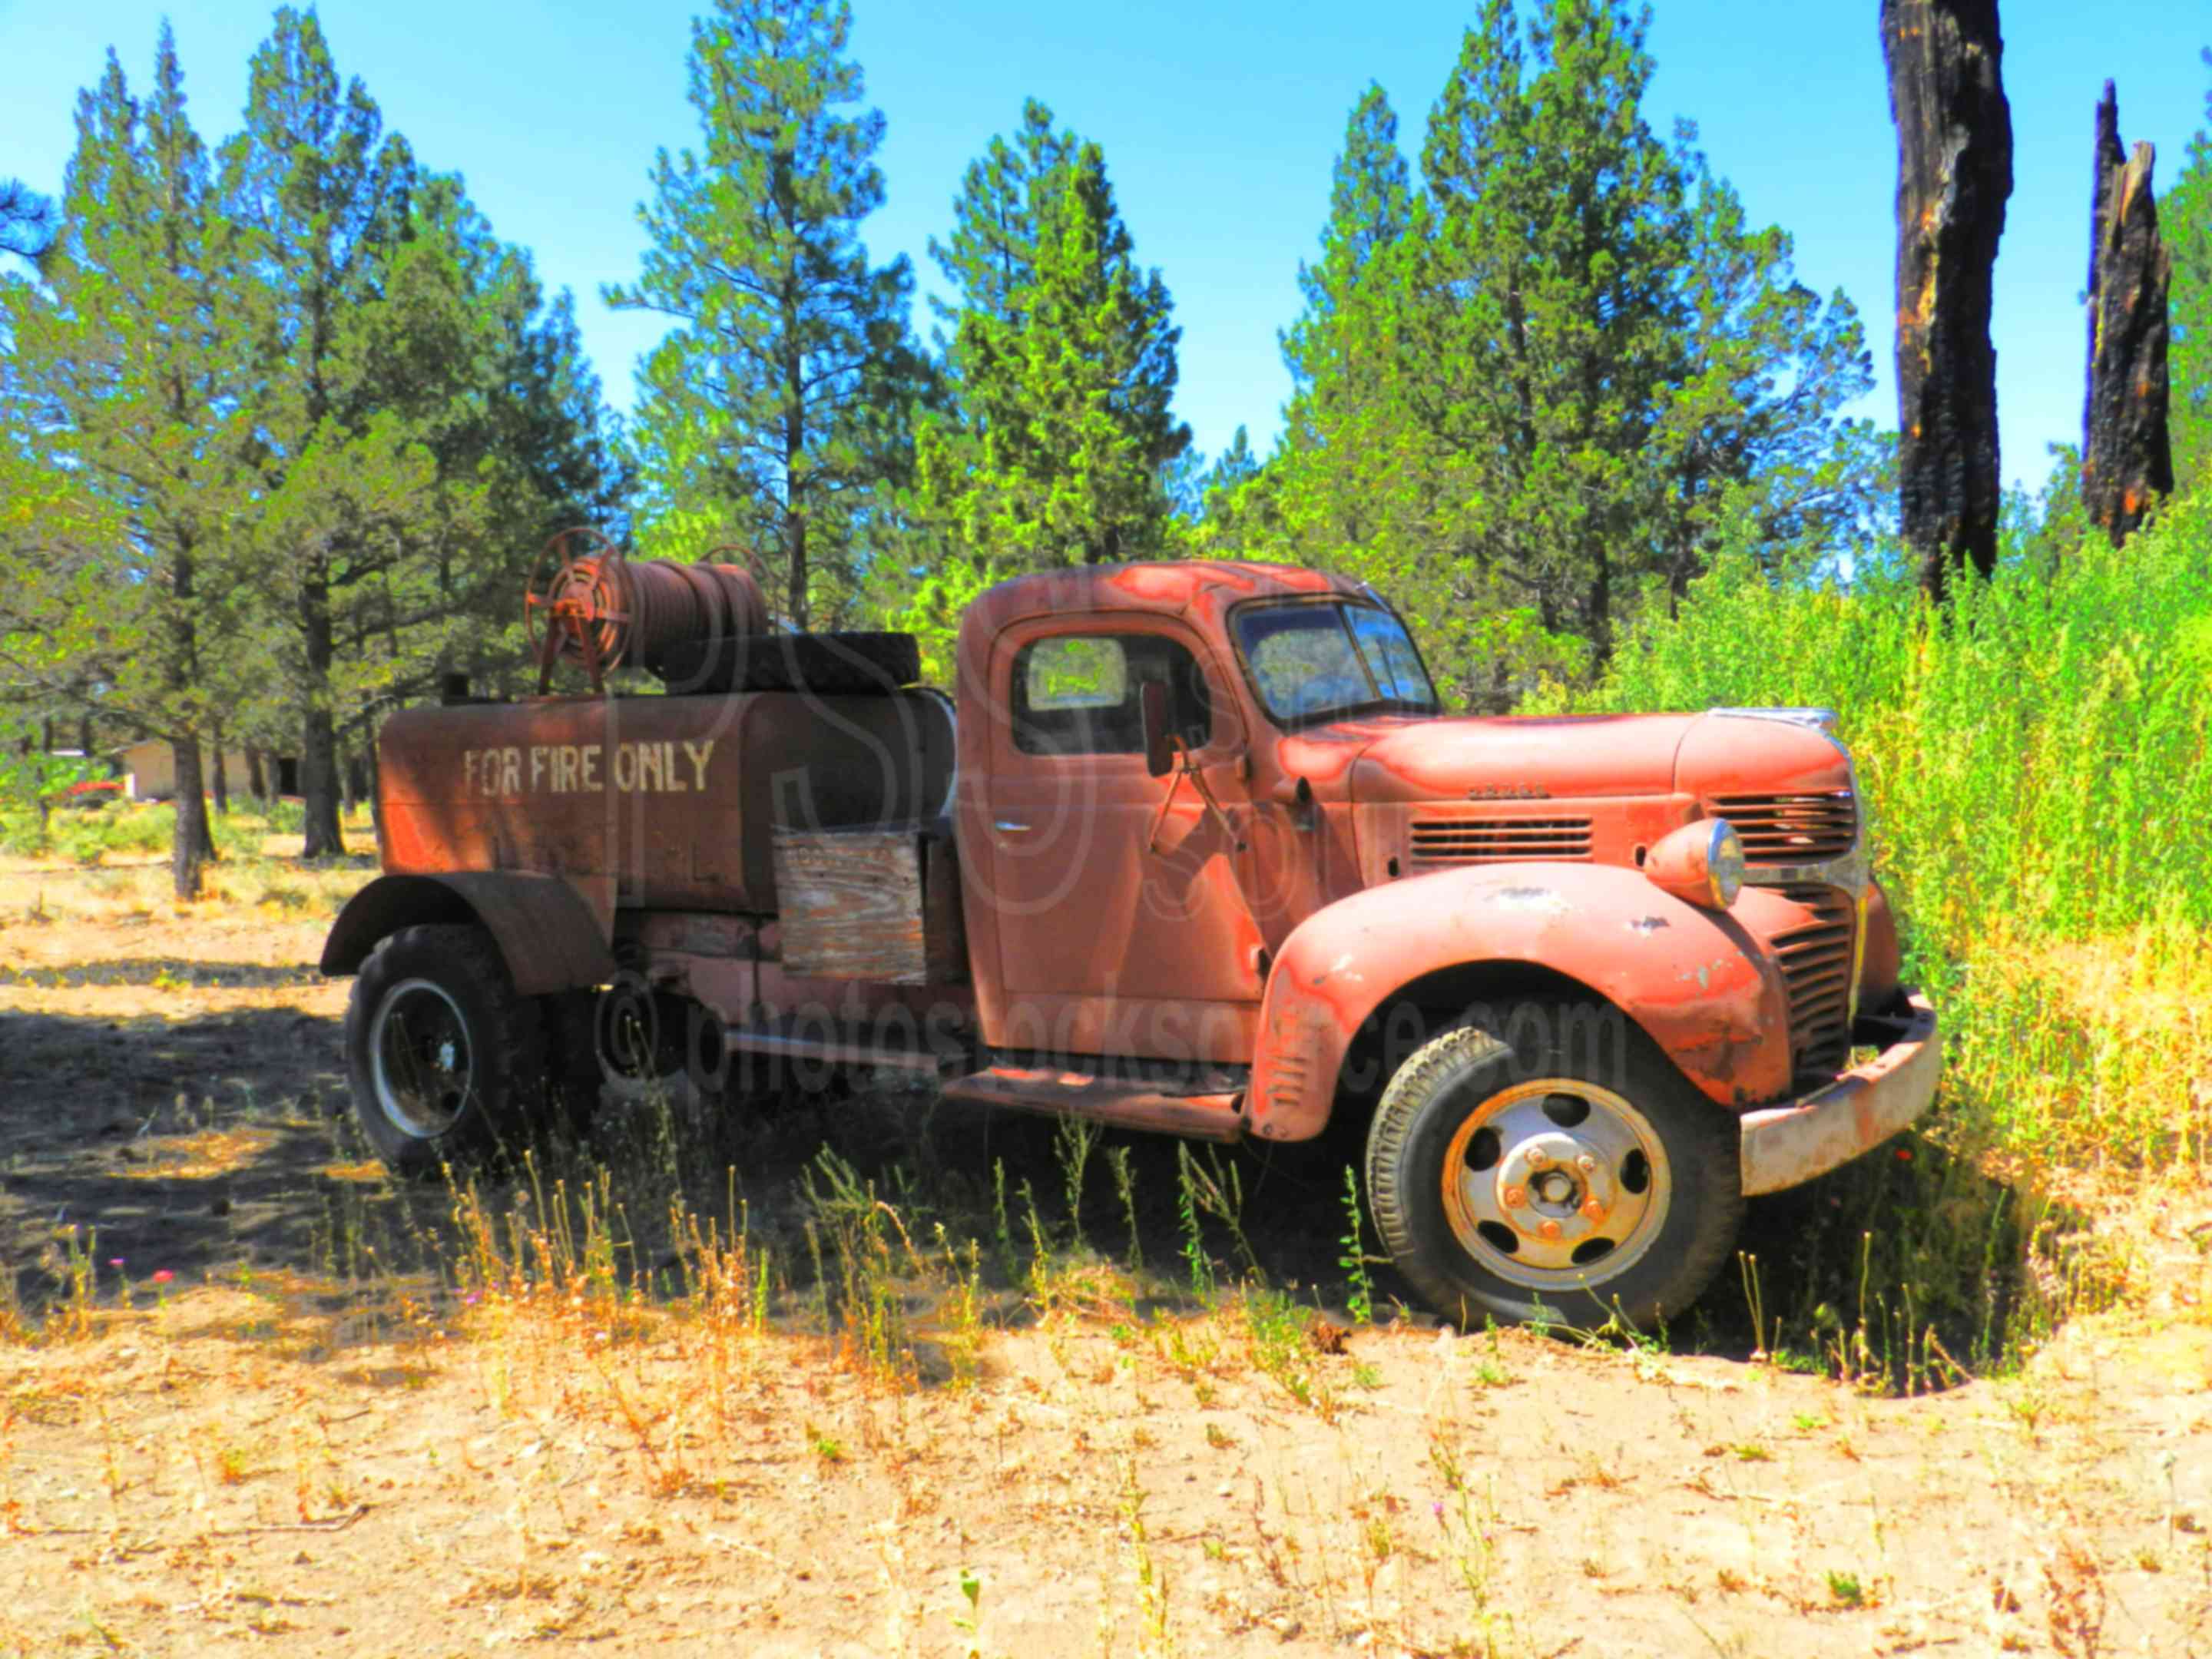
left=2, top=1268, right=2207, bottom=1656
left=2, top=841, right=2210, bottom=1654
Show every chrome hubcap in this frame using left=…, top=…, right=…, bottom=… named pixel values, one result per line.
left=369, top=979, right=474, bottom=1138
left=1442, top=1078, right=1671, bottom=1291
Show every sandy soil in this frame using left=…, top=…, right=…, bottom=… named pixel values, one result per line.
left=2, top=856, right=2210, bottom=1656
left=2, top=1286, right=2207, bottom=1656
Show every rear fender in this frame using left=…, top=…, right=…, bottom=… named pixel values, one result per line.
left=1246, top=863, right=1796, bottom=1141
left=320, top=872, right=616, bottom=996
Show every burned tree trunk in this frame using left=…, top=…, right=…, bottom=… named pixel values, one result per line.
left=2082, top=81, right=2174, bottom=547
left=1881, top=0, right=2013, bottom=599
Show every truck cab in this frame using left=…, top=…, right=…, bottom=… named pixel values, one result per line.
left=323, top=555, right=1940, bottom=1329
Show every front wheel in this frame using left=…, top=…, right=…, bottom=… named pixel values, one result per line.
left=1364, top=1008, right=1743, bottom=1330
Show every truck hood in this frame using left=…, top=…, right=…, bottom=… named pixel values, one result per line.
left=1342, top=713, right=1701, bottom=804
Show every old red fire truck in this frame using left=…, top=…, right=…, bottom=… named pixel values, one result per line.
left=321, top=541, right=1940, bottom=1326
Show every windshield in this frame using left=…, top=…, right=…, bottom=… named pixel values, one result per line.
left=1233, top=600, right=1441, bottom=724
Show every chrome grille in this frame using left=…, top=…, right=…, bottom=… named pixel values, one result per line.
left=1409, top=816, right=1594, bottom=865
left=1710, top=790, right=1857, bottom=864
left=1773, top=883, right=1856, bottom=1086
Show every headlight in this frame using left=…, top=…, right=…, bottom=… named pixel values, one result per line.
left=1645, top=818, right=1745, bottom=909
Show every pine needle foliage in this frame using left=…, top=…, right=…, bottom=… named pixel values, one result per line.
left=917, top=100, right=1190, bottom=571
left=609, top=0, right=922, bottom=629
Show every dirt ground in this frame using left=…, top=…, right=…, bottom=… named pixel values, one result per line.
left=3, top=854, right=2211, bottom=1657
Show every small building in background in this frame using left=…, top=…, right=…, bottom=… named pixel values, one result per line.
left=115, top=739, right=298, bottom=802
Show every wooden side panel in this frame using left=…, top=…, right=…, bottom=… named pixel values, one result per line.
left=773, top=824, right=963, bottom=985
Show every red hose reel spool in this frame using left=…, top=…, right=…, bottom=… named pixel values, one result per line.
left=523, top=528, right=770, bottom=694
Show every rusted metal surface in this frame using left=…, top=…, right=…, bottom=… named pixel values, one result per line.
left=1770, top=887, right=1859, bottom=1087
left=1858, top=881, right=1905, bottom=1009
left=524, top=530, right=768, bottom=694
left=948, top=561, right=1366, bottom=1070
left=939, top=1066, right=1245, bottom=1141
left=321, top=871, right=615, bottom=997
left=723, top=1018, right=958, bottom=1076
left=1440, top=1078, right=1669, bottom=1285
left=1349, top=715, right=1685, bottom=803
left=1640, top=820, right=1744, bottom=910
left=377, top=690, right=953, bottom=919
left=963, top=604, right=1266, bottom=1066
left=1246, top=868, right=1806, bottom=1141
left=1739, top=993, right=1941, bottom=1196
left=947, top=564, right=1868, bottom=1082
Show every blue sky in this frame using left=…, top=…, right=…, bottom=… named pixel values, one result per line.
left=2, top=1, right=2206, bottom=493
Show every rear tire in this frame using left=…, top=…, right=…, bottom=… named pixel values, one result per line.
left=344, top=923, right=548, bottom=1178
left=1364, top=1006, right=1742, bottom=1330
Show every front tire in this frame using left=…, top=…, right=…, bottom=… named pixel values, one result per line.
left=344, top=923, right=550, bottom=1177
left=1365, top=1007, right=1743, bottom=1330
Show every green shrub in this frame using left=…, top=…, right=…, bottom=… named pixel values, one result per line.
left=1551, top=492, right=2212, bottom=1174
left=31, top=802, right=216, bottom=866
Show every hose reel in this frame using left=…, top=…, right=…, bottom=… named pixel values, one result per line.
left=524, top=528, right=771, bottom=694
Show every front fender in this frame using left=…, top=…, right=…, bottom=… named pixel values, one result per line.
left=320, top=871, right=615, bottom=997
left=1246, top=863, right=1797, bottom=1141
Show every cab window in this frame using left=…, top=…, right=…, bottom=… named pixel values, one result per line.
left=1235, top=601, right=1439, bottom=725
left=1012, top=633, right=1214, bottom=757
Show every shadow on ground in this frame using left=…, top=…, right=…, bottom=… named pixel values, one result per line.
left=1, top=1008, right=370, bottom=1305
left=0, top=959, right=329, bottom=989
left=1, top=1005, right=2074, bottom=1392
left=0, top=1007, right=1365, bottom=1336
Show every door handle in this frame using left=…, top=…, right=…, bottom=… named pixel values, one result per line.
left=995, top=820, right=1032, bottom=834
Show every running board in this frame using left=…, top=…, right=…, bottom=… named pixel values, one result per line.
left=724, top=1019, right=960, bottom=1076
left=938, top=1066, right=1246, bottom=1140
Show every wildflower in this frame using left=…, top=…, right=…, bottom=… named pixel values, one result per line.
left=151, top=1270, right=174, bottom=1285
left=1896, top=1147, right=1913, bottom=1161
left=108, top=1257, right=125, bottom=1269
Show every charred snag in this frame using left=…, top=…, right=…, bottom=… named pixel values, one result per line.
left=2082, top=81, right=2174, bottom=548
left=1881, top=0, right=2013, bottom=599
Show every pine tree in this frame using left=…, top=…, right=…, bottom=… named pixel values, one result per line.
left=926, top=102, right=1074, bottom=328
left=345, top=174, right=624, bottom=708
left=917, top=101, right=1190, bottom=570
left=1200, top=426, right=1260, bottom=510
left=1283, top=83, right=1410, bottom=386
left=1262, top=0, right=1875, bottom=698
left=0, top=28, right=250, bottom=896
left=222, top=6, right=424, bottom=859
left=1263, top=84, right=1432, bottom=578
left=609, top=0, right=919, bottom=629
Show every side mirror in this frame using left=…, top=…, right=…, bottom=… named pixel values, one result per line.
left=1140, top=680, right=1176, bottom=778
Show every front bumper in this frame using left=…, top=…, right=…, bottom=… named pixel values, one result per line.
left=1737, top=992, right=1941, bottom=1197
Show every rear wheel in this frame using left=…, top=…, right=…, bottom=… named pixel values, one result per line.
left=1365, top=1008, right=1742, bottom=1330
left=345, top=923, right=550, bottom=1177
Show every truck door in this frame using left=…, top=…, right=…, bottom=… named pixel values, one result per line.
left=975, top=620, right=1263, bottom=1066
